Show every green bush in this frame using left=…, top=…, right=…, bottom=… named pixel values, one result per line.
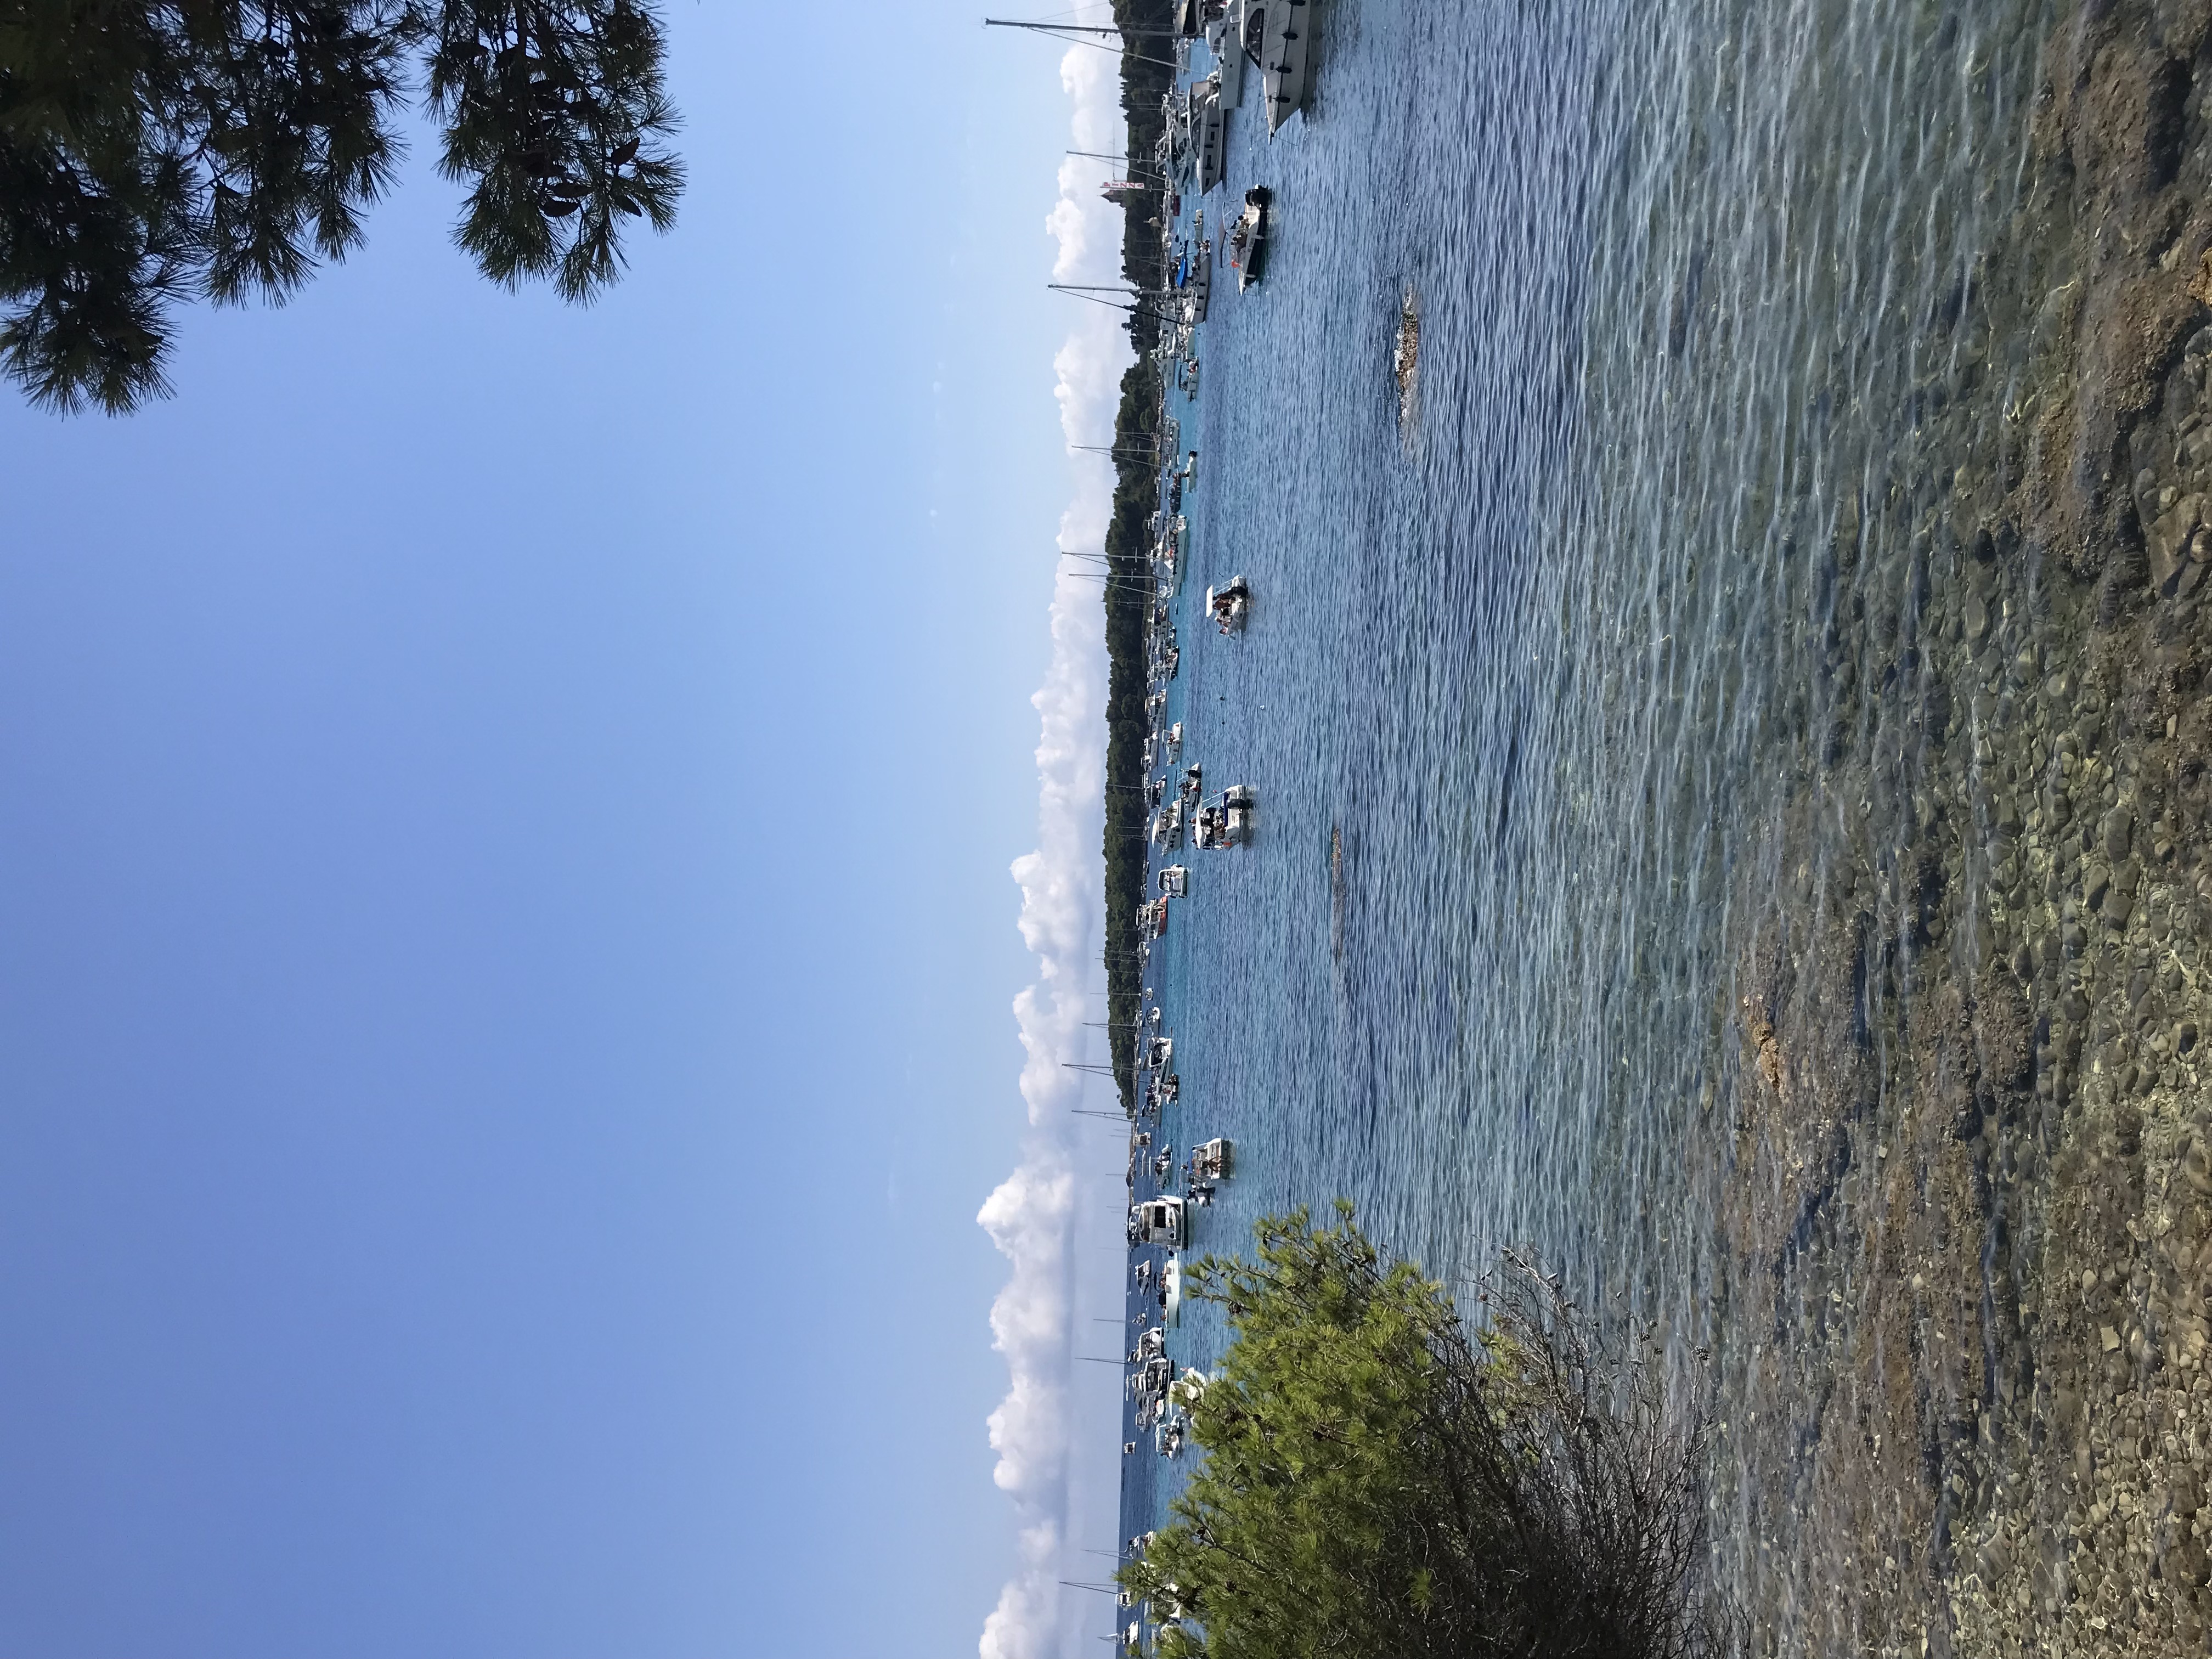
left=1120, top=1205, right=1738, bottom=1659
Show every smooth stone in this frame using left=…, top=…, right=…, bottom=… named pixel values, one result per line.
left=2185, top=1138, right=2212, bottom=1195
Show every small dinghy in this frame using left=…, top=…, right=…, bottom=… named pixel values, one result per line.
left=1205, top=573, right=1251, bottom=634
left=1228, top=187, right=1271, bottom=291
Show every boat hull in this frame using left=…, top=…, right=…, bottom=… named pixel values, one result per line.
left=1250, top=0, right=1310, bottom=135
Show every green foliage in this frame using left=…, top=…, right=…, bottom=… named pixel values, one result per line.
left=1120, top=1207, right=1736, bottom=1659
left=0, top=0, right=682, bottom=413
left=1101, top=354, right=1159, bottom=1110
left=415, top=0, right=679, bottom=302
left=1098, top=0, right=1173, bottom=1111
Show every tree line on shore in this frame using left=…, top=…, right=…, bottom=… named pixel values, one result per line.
left=1101, top=0, right=1175, bottom=1112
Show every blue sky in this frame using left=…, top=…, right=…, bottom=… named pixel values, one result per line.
left=0, top=6, right=1127, bottom=1655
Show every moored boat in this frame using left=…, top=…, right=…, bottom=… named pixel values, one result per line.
left=1206, top=573, right=1251, bottom=633
left=1242, top=0, right=1310, bottom=134
left=1227, top=187, right=1270, bottom=290
left=1206, top=7, right=1243, bottom=104
left=1191, top=76, right=1226, bottom=194
left=1195, top=785, right=1256, bottom=848
left=1130, top=1194, right=1187, bottom=1248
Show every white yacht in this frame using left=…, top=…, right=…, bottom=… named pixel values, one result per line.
left=1206, top=8, right=1243, bottom=104
left=1243, top=0, right=1311, bottom=134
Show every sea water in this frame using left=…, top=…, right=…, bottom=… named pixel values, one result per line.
left=1125, top=0, right=2082, bottom=1640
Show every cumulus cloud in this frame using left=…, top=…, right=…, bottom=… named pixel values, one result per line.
left=978, top=36, right=1131, bottom=1659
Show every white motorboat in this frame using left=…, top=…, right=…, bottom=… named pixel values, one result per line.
left=1190, top=77, right=1226, bottom=194
left=1195, top=785, right=1256, bottom=849
left=1223, top=785, right=1255, bottom=842
left=1182, top=242, right=1211, bottom=323
left=1130, top=1195, right=1187, bottom=1248
left=1163, top=1252, right=1184, bottom=1324
left=1149, top=799, right=1184, bottom=850
left=1206, top=8, right=1243, bottom=104
left=1205, top=573, right=1250, bottom=633
left=1193, top=1137, right=1234, bottom=1179
left=1227, top=187, right=1270, bottom=290
left=1158, top=865, right=1188, bottom=897
left=1243, top=0, right=1310, bottom=135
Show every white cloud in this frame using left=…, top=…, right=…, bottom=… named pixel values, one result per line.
left=978, top=36, right=1132, bottom=1659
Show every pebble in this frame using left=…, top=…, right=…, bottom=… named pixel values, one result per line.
left=2185, top=1138, right=2212, bottom=1195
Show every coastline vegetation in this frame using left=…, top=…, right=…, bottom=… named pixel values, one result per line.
left=1119, top=1207, right=1736, bottom=1659
left=1100, top=0, right=1174, bottom=1111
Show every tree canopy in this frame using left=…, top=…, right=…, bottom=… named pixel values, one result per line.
left=0, top=0, right=682, bottom=413
left=1119, top=1205, right=1735, bottom=1659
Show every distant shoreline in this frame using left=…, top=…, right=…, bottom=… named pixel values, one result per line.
left=1099, top=0, right=1178, bottom=1115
